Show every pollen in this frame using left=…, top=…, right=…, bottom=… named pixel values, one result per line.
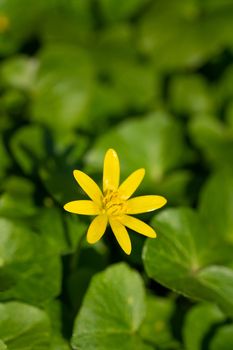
left=102, top=190, right=126, bottom=216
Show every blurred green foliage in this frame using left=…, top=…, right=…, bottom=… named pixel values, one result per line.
left=1, top=0, right=233, bottom=349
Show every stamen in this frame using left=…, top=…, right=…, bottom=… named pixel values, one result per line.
left=102, top=190, right=126, bottom=216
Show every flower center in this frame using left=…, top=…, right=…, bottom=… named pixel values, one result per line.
left=102, top=190, right=126, bottom=216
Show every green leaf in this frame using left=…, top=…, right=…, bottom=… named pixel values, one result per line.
left=189, top=115, right=233, bottom=170
left=0, top=301, right=50, bottom=349
left=40, top=0, right=93, bottom=45
left=68, top=246, right=109, bottom=313
left=198, top=170, right=233, bottom=246
left=39, top=132, right=87, bottom=205
left=183, top=302, right=225, bottom=350
left=72, top=263, right=152, bottom=350
left=50, top=336, right=70, bottom=350
left=138, top=2, right=233, bottom=70
left=218, top=64, right=233, bottom=103
left=31, top=45, right=93, bottom=132
left=33, top=207, right=86, bottom=255
left=0, top=340, right=7, bottom=350
left=143, top=208, right=211, bottom=295
left=1, top=55, right=38, bottom=90
left=225, top=101, right=233, bottom=128
left=85, top=112, right=192, bottom=203
left=210, top=324, right=233, bottom=350
left=197, top=266, right=233, bottom=315
left=40, top=158, right=84, bottom=205
left=10, top=125, right=49, bottom=174
left=44, top=300, right=71, bottom=350
left=143, top=208, right=233, bottom=315
left=169, top=74, right=214, bottom=115
left=139, top=295, right=180, bottom=349
left=0, top=217, right=35, bottom=291
left=1, top=244, right=61, bottom=306
left=0, top=0, right=49, bottom=55
left=0, top=139, right=11, bottom=181
left=44, top=299, right=63, bottom=334
left=0, top=89, right=27, bottom=119
left=92, top=39, right=158, bottom=112
left=0, top=218, right=61, bottom=305
left=0, top=177, right=36, bottom=219
left=99, top=0, right=148, bottom=22
left=86, top=112, right=188, bottom=178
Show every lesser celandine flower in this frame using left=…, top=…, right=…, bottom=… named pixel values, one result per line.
left=64, top=149, right=167, bottom=254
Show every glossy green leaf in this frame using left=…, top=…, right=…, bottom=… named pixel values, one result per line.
left=143, top=208, right=233, bottom=315
left=169, top=74, right=214, bottom=115
left=143, top=208, right=211, bottom=294
left=210, top=324, right=233, bottom=350
left=183, top=302, right=225, bottom=350
left=40, top=158, right=83, bottom=205
left=0, top=139, right=10, bottom=181
left=225, top=101, right=233, bottom=128
left=33, top=207, right=86, bottom=255
left=0, top=0, right=49, bottom=55
left=86, top=112, right=188, bottom=177
left=139, top=295, right=180, bottom=349
left=92, top=39, right=158, bottom=113
left=0, top=340, right=7, bottom=350
left=10, top=125, right=50, bottom=174
left=1, top=56, right=38, bottom=90
left=72, top=263, right=152, bottom=350
left=197, top=266, right=233, bottom=315
left=50, top=336, right=70, bottom=350
left=85, top=112, right=192, bottom=204
left=44, top=300, right=71, bottom=350
left=218, top=64, right=233, bottom=103
left=189, top=115, right=233, bottom=170
left=68, top=246, right=109, bottom=313
left=0, top=89, right=27, bottom=119
left=0, top=177, right=36, bottom=219
left=138, top=1, right=233, bottom=70
left=39, top=0, right=93, bottom=45
left=31, top=45, right=93, bottom=132
left=0, top=217, right=35, bottom=291
left=199, top=170, right=233, bottom=246
left=0, top=218, right=61, bottom=305
left=0, top=301, right=50, bottom=349
left=99, top=0, right=147, bottom=21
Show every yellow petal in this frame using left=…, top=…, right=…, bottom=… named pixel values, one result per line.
left=103, top=149, right=120, bottom=192
left=118, top=215, right=156, bottom=238
left=118, top=168, right=145, bottom=199
left=109, top=218, right=131, bottom=255
left=126, top=195, right=167, bottom=214
left=63, top=200, right=100, bottom=215
left=73, top=170, right=102, bottom=205
left=87, top=214, right=108, bottom=244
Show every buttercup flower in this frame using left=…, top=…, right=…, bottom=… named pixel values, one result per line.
left=64, top=149, right=167, bottom=254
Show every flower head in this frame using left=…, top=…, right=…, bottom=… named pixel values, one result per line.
left=64, top=149, right=167, bottom=254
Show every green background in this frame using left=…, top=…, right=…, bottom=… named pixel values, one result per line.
left=0, top=0, right=233, bottom=349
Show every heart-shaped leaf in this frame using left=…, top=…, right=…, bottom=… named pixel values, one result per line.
left=183, top=302, right=225, bottom=350
left=0, top=301, right=50, bottom=350
left=72, top=263, right=153, bottom=350
left=210, top=324, right=233, bottom=350
left=143, top=207, right=233, bottom=316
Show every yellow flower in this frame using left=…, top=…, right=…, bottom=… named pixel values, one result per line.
left=64, top=149, right=167, bottom=254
